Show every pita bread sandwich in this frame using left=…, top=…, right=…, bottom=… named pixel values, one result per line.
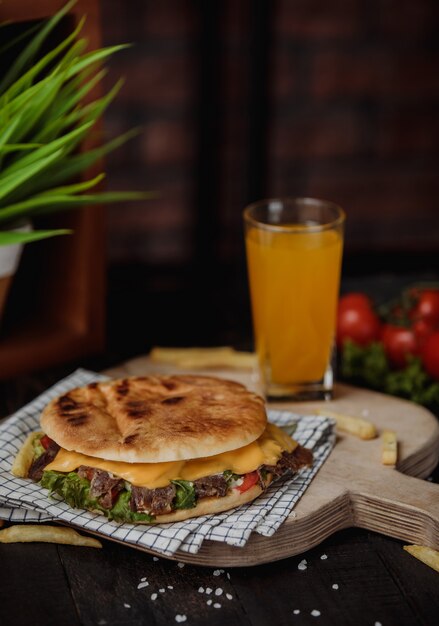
left=12, top=375, right=313, bottom=523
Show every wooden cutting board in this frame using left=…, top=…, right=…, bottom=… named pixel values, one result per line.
left=104, top=356, right=439, bottom=567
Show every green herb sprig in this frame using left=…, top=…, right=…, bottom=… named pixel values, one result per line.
left=341, top=340, right=439, bottom=410
left=171, top=479, right=197, bottom=510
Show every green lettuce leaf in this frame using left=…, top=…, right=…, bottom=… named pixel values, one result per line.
left=223, top=470, right=239, bottom=486
left=41, top=470, right=102, bottom=511
left=40, top=469, right=65, bottom=493
left=171, top=479, right=196, bottom=509
left=109, top=490, right=154, bottom=523
left=32, top=435, right=45, bottom=459
left=40, top=470, right=155, bottom=523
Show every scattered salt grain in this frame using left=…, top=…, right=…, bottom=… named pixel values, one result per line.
left=226, top=572, right=231, bottom=580
left=175, top=615, right=187, bottom=623
left=213, top=603, right=221, bottom=609
left=332, top=584, right=339, bottom=590
left=137, top=581, right=149, bottom=589
left=168, top=585, right=174, bottom=590
left=198, top=587, right=204, bottom=593
left=298, top=559, right=307, bottom=571
left=177, top=562, right=185, bottom=569
left=151, top=593, right=158, bottom=601
left=159, top=588, right=165, bottom=593
left=213, top=569, right=221, bottom=576
left=153, top=556, right=159, bottom=562
left=207, top=600, right=213, bottom=606
left=226, top=593, right=233, bottom=600
left=141, top=577, right=147, bottom=582
left=205, top=587, right=213, bottom=595
left=293, top=610, right=300, bottom=615
left=311, top=610, right=321, bottom=617
left=374, top=622, right=382, bottom=626
left=123, top=604, right=131, bottom=609
left=320, top=554, right=328, bottom=560
left=215, top=588, right=223, bottom=596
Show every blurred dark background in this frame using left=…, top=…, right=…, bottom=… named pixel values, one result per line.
left=0, top=0, right=438, bottom=399
left=98, top=0, right=439, bottom=357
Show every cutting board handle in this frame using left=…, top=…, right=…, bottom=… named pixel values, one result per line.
left=351, top=469, right=439, bottom=549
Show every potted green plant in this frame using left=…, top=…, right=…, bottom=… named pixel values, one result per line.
left=0, top=0, right=148, bottom=318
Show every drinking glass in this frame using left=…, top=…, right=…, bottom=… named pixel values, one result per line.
left=244, top=197, right=345, bottom=400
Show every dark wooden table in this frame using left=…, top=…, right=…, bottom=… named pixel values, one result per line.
left=0, top=271, right=438, bottom=626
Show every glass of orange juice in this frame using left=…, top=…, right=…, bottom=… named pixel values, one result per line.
left=244, top=197, right=345, bottom=400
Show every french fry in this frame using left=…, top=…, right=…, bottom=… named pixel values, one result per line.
left=0, top=525, right=102, bottom=548
left=316, top=409, right=377, bottom=440
left=11, top=431, right=43, bottom=478
left=403, top=545, right=439, bottom=573
left=150, top=346, right=233, bottom=364
left=381, top=430, right=398, bottom=465
left=150, top=346, right=257, bottom=370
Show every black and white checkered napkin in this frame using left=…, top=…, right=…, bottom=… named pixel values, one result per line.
left=0, top=369, right=335, bottom=556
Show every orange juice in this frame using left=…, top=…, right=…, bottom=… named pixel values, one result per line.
left=245, top=226, right=343, bottom=385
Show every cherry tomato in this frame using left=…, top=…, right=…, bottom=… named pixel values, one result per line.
left=40, top=435, right=53, bottom=450
left=412, top=318, right=435, bottom=349
left=236, top=471, right=259, bottom=493
left=336, top=298, right=382, bottom=347
left=421, top=331, right=439, bottom=380
left=381, top=324, right=418, bottom=368
left=338, top=293, right=374, bottom=313
left=410, top=289, right=439, bottom=326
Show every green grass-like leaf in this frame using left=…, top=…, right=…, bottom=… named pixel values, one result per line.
left=22, top=128, right=141, bottom=194
left=34, top=68, right=107, bottom=143
left=0, top=1, right=147, bottom=246
left=0, top=229, right=72, bottom=245
left=0, top=191, right=153, bottom=225
left=1, top=16, right=85, bottom=104
left=64, top=44, right=131, bottom=81
left=0, top=0, right=77, bottom=94
left=0, top=121, right=94, bottom=185
left=0, top=148, right=65, bottom=202
left=39, top=173, right=105, bottom=196
left=0, top=143, right=42, bottom=154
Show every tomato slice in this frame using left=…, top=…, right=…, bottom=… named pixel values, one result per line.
left=40, top=435, right=53, bottom=450
left=236, top=471, right=259, bottom=493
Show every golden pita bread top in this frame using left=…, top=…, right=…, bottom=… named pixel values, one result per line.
left=40, top=375, right=267, bottom=463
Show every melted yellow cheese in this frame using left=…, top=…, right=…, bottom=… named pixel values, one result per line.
left=44, top=422, right=298, bottom=488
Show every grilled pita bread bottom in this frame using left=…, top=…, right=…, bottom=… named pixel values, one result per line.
left=138, top=479, right=271, bottom=524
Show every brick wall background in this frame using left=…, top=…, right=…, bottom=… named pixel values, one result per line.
left=101, top=0, right=439, bottom=273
